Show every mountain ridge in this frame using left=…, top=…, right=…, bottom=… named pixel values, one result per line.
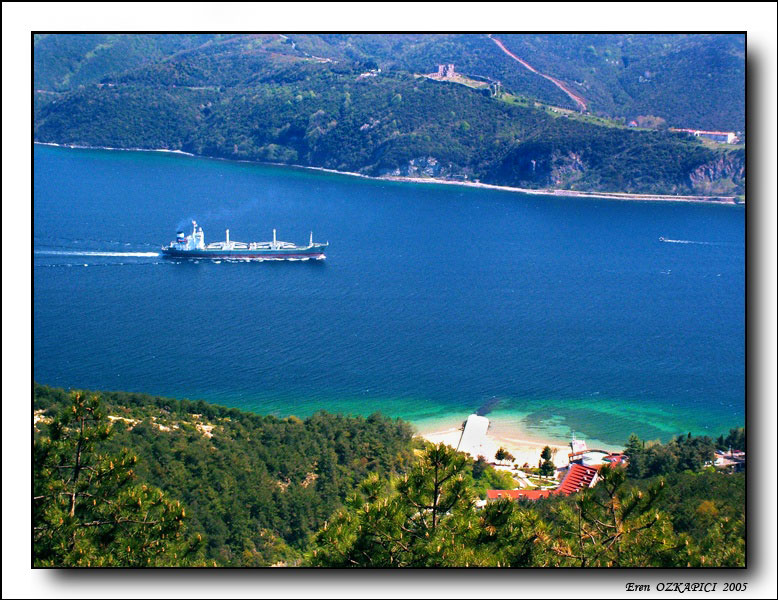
left=33, top=34, right=745, bottom=197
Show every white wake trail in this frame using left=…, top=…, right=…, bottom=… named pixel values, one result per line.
left=35, top=250, right=160, bottom=257
left=659, top=238, right=714, bottom=245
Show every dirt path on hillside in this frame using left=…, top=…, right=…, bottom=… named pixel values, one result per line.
left=489, top=35, right=588, bottom=112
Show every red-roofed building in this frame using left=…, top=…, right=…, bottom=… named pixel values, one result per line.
left=486, top=462, right=602, bottom=504
left=556, top=463, right=599, bottom=495
left=486, top=489, right=555, bottom=502
left=515, top=489, right=555, bottom=500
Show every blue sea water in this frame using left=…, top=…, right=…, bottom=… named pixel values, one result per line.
left=33, top=145, right=745, bottom=445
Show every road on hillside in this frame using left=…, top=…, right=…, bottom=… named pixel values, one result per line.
left=489, top=35, right=588, bottom=112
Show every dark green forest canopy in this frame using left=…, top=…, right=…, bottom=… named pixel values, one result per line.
left=34, top=33, right=744, bottom=196
left=34, top=384, right=417, bottom=566
left=306, top=442, right=744, bottom=567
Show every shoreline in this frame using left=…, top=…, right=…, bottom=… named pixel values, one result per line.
left=35, top=141, right=195, bottom=156
left=416, top=423, right=574, bottom=468
left=377, top=176, right=740, bottom=204
left=34, top=141, right=742, bottom=206
left=413, top=415, right=623, bottom=469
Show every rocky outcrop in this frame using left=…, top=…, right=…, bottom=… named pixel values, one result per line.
left=549, top=151, right=586, bottom=186
left=689, top=151, right=745, bottom=195
left=377, top=156, right=472, bottom=180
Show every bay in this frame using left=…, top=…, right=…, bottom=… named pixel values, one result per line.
left=33, top=144, right=745, bottom=445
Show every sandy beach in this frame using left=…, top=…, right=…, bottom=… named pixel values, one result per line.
left=416, top=419, right=574, bottom=468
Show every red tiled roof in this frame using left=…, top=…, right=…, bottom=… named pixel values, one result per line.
left=487, top=465, right=600, bottom=502
left=487, top=489, right=520, bottom=500
left=556, top=464, right=598, bottom=495
left=515, top=489, right=555, bottom=500
left=486, top=489, right=555, bottom=501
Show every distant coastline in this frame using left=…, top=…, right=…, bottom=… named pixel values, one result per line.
left=35, top=141, right=195, bottom=157
left=34, top=142, right=742, bottom=206
left=375, top=176, right=741, bottom=205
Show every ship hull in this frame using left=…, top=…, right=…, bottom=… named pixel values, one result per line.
left=161, top=222, right=327, bottom=260
left=161, top=248, right=326, bottom=260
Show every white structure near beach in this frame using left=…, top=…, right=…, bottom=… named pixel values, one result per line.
left=457, top=414, right=491, bottom=458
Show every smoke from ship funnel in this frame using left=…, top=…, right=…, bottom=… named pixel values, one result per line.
left=176, top=216, right=196, bottom=231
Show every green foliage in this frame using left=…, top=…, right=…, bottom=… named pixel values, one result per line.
left=34, top=33, right=743, bottom=130
left=33, top=34, right=744, bottom=196
left=307, top=443, right=545, bottom=567
left=631, top=469, right=745, bottom=567
left=306, top=443, right=744, bottom=567
left=34, top=34, right=257, bottom=91
left=455, top=499, right=550, bottom=566
left=471, top=455, right=489, bottom=479
left=306, top=443, right=466, bottom=566
left=34, top=384, right=416, bottom=566
left=396, top=443, right=472, bottom=532
left=539, top=446, right=556, bottom=477
left=547, top=466, right=686, bottom=566
left=625, top=432, right=716, bottom=479
left=539, top=462, right=555, bottom=477
left=33, top=391, right=205, bottom=566
left=469, top=457, right=517, bottom=499
left=491, top=34, right=744, bottom=130
left=494, top=447, right=515, bottom=464
left=33, top=385, right=744, bottom=567
left=716, top=426, right=745, bottom=451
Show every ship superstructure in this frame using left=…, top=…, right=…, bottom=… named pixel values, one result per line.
left=161, top=221, right=328, bottom=260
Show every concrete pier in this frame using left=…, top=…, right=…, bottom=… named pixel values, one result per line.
left=457, top=414, right=490, bottom=458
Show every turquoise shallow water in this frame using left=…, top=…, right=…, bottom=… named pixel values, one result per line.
left=33, top=145, right=745, bottom=445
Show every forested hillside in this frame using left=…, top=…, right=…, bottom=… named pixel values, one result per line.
left=33, top=33, right=219, bottom=91
left=34, top=384, right=417, bottom=566
left=306, top=438, right=744, bottom=567
left=491, top=33, right=745, bottom=131
left=34, top=33, right=745, bottom=196
left=34, top=385, right=745, bottom=567
left=34, top=33, right=744, bottom=130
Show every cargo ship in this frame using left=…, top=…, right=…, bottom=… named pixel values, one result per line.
left=161, top=221, right=328, bottom=260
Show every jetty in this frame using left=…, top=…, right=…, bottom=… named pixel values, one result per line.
left=456, top=414, right=490, bottom=458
